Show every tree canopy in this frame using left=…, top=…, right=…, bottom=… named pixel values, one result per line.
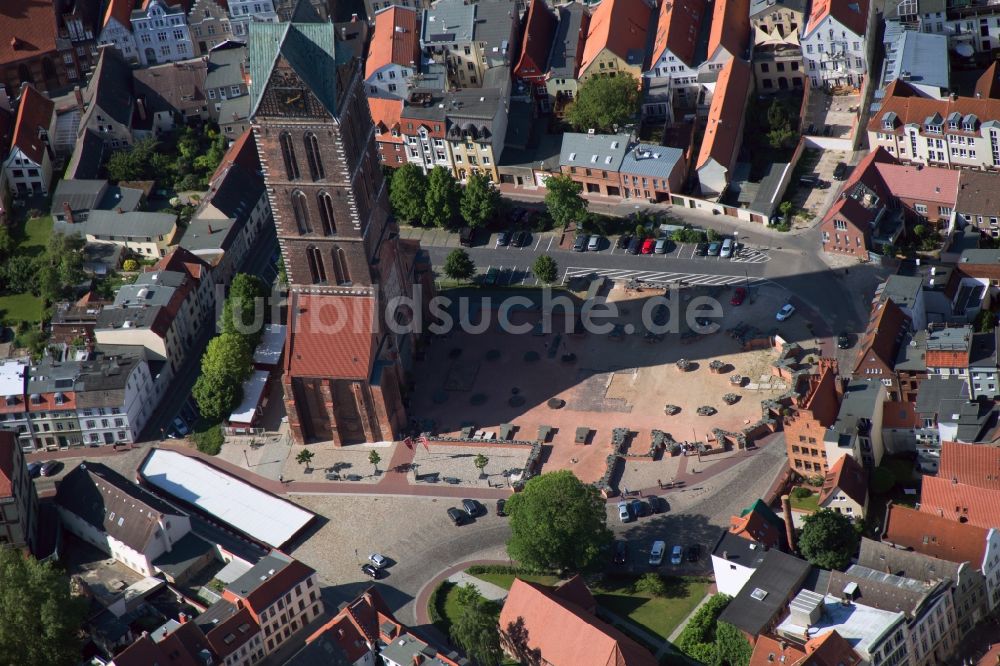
left=222, top=273, right=266, bottom=341
left=389, top=164, right=428, bottom=224
left=0, top=547, right=87, bottom=666
left=192, top=333, right=253, bottom=422
left=531, top=255, right=558, bottom=284
left=675, top=594, right=750, bottom=666
left=424, top=166, right=460, bottom=228
left=543, top=175, right=588, bottom=230
left=566, top=74, right=640, bottom=133
left=460, top=172, right=500, bottom=228
left=450, top=586, right=503, bottom=666
left=504, top=470, right=612, bottom=572
left=443, top=249, right=476, bottom=282
left=797, top=508, right=860, bottom=570
left=104, top=125, right=226, bottom=191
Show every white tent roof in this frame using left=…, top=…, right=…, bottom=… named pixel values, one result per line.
left=252, top=324, right=286, bottom=366
left=228, top=370, right=270, bottom=424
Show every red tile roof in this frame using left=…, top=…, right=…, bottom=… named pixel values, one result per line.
left=286, top=293, right=376, bottom=380
left=801, top=630, right=862, bottom=666
left=975, top=62, right=1000, bottom=100
left=650, top=0, right=708, bottom=68
left=0, top=432, right=15, bottom=497
left=514, top=0, right=558, bottom=79
left=729, top=504, right=785, bottom=549
left=819, top=454, right=867, bottom=507
left=113, top=621, right=212, bottom=666
left=919, top=475, right=1000, bottom=530
left=872, top=162, right=959, bottom=207
left=805, top=0, right=869, bottom=37
left=799, top=364, right=842, bottom=427
left=102, top=0, right=134, bottom=30
left=155, top=246, right=210, bottom=281
left=882, top=400, right=919, bottom=429
left=884, top=503, right=988, bottom=566
left=696, top=58, right=751, bottom=171
left=304, top=588, right=402, bottom=663
left=579, top=0, right=652, bottom=75
left=707, top=0, right=750, bottom=61
left=11, top=85, right=53, bottom=165
left=205, top=607, right=259, bottom=658
left=369, top=97, right=405, bottom=145
left=750, top=635, right=806, bottom=666
left=925, top=348, right=968, bottom=368
left=868, top=88, right=1000, bottom=135
left=210, top=128, right=259, bottom=183
left=0, top=2, right=60, bottom=67
left=939, top=441, right=1000, bottom=489
left=366, top=6, right=418, bottom=80
left=499, top=578, right=657, bottom=666
left=852, top=298, right=909, bottom=375
left=552, top=575, right=598, bottom=614
left=240, top=558, right=315, bottom=614
left=977, top=643, right=1000, bottom=666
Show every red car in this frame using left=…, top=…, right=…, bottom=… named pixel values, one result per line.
left=640, top=238, right=656, bottom=254
left=731, top=287, right=746, bottom=306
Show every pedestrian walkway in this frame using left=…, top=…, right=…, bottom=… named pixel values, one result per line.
left=595, top=606, right=666, bottom=653
left=445, top=571, right=509, bottom=602
left=666, top=585, right=717, bottom=644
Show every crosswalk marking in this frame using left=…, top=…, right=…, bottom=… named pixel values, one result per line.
left=562, top=267, right=761, bottom=287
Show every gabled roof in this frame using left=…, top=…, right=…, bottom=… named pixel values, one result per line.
left=10, top=85, right=53, bottom=165
left=818, top=454, right=867, bottom=506
left=707, top=0, right=750, bottom=60
left=872, top=162, right=958, bottom=206
left=499, top=578, right=657, bottom=666
left=857, top=537, right=961, bottom=586
left=869, top=88, right=1000, bottom=134
left=133, top=58, right=208, bottom=118
left=514, top=0, right=557, bottom=77
left=975, top=62, right=1000, bottom=101
left=102, top=0, right=134, bottom=29
left=750, top=635, right=806, bottom=666
left=285, top=292, right=376, bottom=379
left=885, top=503, right=989, bottom=566
left=225, top=550, right=315, bottom=612
left=156, top=246, right=210, bottom=281
left=0, top=432, right=15, bottom=497
left=579, top=0, right=652, bottom=74
left=805, top=0, right=868, bottom=38
left=719, top=549, right=812, bottom=636
left=801, top=630, right=862, bottom=666
left=696, top=58, right=751, bottom=171
left=649, top=0, right=708, bottom=68
left=852, top=298, right=909, bottom=375
left=730, top=498, right=787, bottom=549
left=366, top=6, right=419, bottom=80
left=369, top=97, right=404, bottom=143
left=112, top=621, right=212, bottom=666
left=0, top=2, right=60, bottom=67
left=292, top=590, right=401, bottom=666
left=547, top=3, right=590, bottom=79
left=939, top=441, right=1000, bottom=489
left=919, top=475, right=1000, bottom=529
left=84, top=46, right=134, bottom=129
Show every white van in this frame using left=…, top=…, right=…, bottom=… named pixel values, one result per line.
left=720, top=237, right=734, bottom=258
left=649, top=540, right=665, bottom=566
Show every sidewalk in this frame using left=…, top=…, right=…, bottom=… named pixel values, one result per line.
left=445, top=570, right=509, bottom=602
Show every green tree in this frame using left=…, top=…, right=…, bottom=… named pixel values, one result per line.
left=635, top=573, right=668, bottom=597
left=975, top=309, right=998, bottom=333
left=0, top=546, right=88, bottom=666
left=544, top=174, right=587, bottom=230
left=450, top=595, right=502, bottom=666
left=532, top=255, right=558, bottom=284
left=424, top=166, right=460, bottom=228
left=566, top=74, right=640, bottom=133
left=779, top=201, right=794, bottom=223
left=504, top=470, right=612, bottom=572
left=369, top=450, right=381, bottom=474
left=122, top=259, right=139, bottom=272
left=193, top=333, right=253, bottom=422
left=460, top=172, right=500, bottom=229
left=296, top=449, right=315, bottom=471
left=106, top=137, right=157, bottom=181
left=798, top=508, right=860, bottom=570
left=0, top=224, right=13, bottom=260
left=193, top=423, right=224, bottom=454
left=2, top=256, right=37, bottom=294
left=713, top=621, right=752, bottom=666
left=474, top=454, right=489, bottom=478
left=389, top=164, right=428, bottom=224
left=192, top=372, right=243, bottom=424
left=443, top=249, right=476, bottom=282
left=768, top=125, right=797, bottom=149
left=675, top=593, right=732, bottom=664
left=222, top=273, right=266, bottom=340
left=767, top=100, right=789, bottom=129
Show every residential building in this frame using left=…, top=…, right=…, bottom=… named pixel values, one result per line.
left=753, top=31, right=806, bottom=93
left=852, top=298, right=911, bottom=401
left=23, top=358, right=84, bottom=449
left=749, top=632, right=861, bottom=666
left=884, top=502, right=1000, bottom=612
left=50, top=294, right=109, bottom=345
left=0, top=361, right=32, bottom=453
left=513, top=0, right=557, bottom=113
left=71, top=210, right=179, bottom=258
left=819, top=148, right=903, bottom=256
left=872, top=160, right=958, bottom=228
left=924, top=325, right=975, bottom=389
left=559, top=132, right=631, bottom=197
left=955, top=169, right=1000, bottom=238
left=399, top=90, right=450, bottom=173
left=642, top=0, right=707, bottom=117
left=875, top=273, right=926, bottom=332
left=696, top=58, right=752, bottom=198
left=750, top=0, right=808, bottom=39
left=205, top=45, right=248, bottom=123
left=729, top=498, right=788, bottom=550
left=717, top=549, right=812, bottom=639
left=784, top=360, right=843, bottom=476
left=366, top=6, right=419, bottom=101
left=222, top=550, right=323, bottom=656
left=498, top=576, right=657, bottom=665
left=576, top=0, right=651, bottom=84
left=913, top=377, right=974, bottom=470
left=97, top=0, right=138, bottom=64
left=618, top=143, right=686, bottom=201
left=229, top=0, right=279, bottom=40
left=132, top=58, right=210, bottom=136
left=823, top=379, right=886, bottom=470
left=894, top=329, right=928, bottom=404
left=3, top=85, right=54, bottom=197
left=76, top=351, right=157, bottom=447
left=51, top=179, right=143, bottom=225
left=776, top=589, right=909, bottom=665
left=189, top=0, right=234, bottom=57
left=545, top=2, right=590, bottom=116
left=800, top=0, right=871, bottom=89
left=921, top=474, right=1000, bottom=532
left=703, top=0, right=751, bottom=71
left=444, top=72, right=511, bottom=183
left=77, top=46, right=135, bottom=152
left=249, top=21, right=422, bottom=445
left=0, top=1, right=74, bottom=94
left=370, top=97, right=407, bottom=167
left=131, top=0, right=195, bottom=67
left=56, top=0, right=103, bottom=79
left=877, top=26, right=950, bottom=104
left=420, top=0, right=518, bottom=89
left=56, top=462, right=193, bottom=576
left=817, top=453, right=867, bottom=517
left=0, top=431, right=38, bottom=551
left=712, top=532, right=771, bottom=597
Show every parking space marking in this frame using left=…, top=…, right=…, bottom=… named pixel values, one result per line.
left=533, top=236, right=542, bottom=251
left=546, top=237, right=554, bottom=251
left=563, top=266, right=761, bottom=287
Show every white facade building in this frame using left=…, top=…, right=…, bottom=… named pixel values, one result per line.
left=77, top=354, right=156, bottom=446
left=97, top=5, right=138, bottom=63
left=131, top=0, right=195, bottom=66
left=800, top=0, right=871, bottom=89
left=228, top=0, right=279, bottom=40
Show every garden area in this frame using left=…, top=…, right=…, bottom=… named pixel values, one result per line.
left=865, top=454, right=919, bottom=536
left=591, top=575, right=711, bottom=649
left=788, top=486, right=820, bottom=513
left=0, top=210, right=52, bottom=326
left=103, top=124, right=227, bottom=193
left=741, top=94, right=802, bottom=179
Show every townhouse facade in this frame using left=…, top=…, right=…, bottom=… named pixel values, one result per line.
left=229, top=0, right=279, bottom=40
left=420, top=0, right=518, bottom=89
left=370, top=97, right=407, bottom=167
left=513, top=0, right=557, bottom=113
left=131, top=0, right=195, bottom=67
left=189, top=0, right=235, bottom=57
left=3, top=86, right=55, bottom=197
left=800, top=0, right=871, bottom=89
left=783, top=360, right=842, bottom=476
left=642, top=0, right=708, bottom=117
left=560, top=132, right=631, bottom=197
left=0, top=1, right=76, bottom=94
left=546, top=3, right=590, bottom=115
left=80, top=46, right=135, bottom=152
left=206, top=46, right=249, bottom=123
left=365, top=6, right=420, bottom=101
left=696, top=58, right=752, bottom=198
left=577, top=0, right=651, bottom=84
left=0, top=431, right=38, bottom=552
left=97, top=0, right=138, bottom=64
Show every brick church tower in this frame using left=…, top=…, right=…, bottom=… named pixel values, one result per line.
left=249, top=21, right=419, bottom=444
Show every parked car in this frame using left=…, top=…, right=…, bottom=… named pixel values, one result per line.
left=695, top=243, right=709, bottom=256
left=837, top=331, right=851, bottom=349
left=617, top=234, right=633, bottom=249
left=686, top=544, right=701, bottom=562
left=588, top=235, right=602, bottom=251
left=40, top=460, right=60, bottom=477
left=833, top=162, right=848, bottom=180
left=654, top=238, right=669, bottom=254
left=647, top=494, right=664, bottom=514
left=720, top=238, right=734, bottom=258
left=462, top=499, right=483, bottom=517
left=614, top=540, right=628, bottom=565
left=447, top=507, right=467, bottom=525
left=650, top=540, right=666, bottom=566
left=368, top=553, right=388, bottom=569
left=731, top=287, right=747, bottom=306
left=361, top=563, right=380, bottom=579
left=573, top=235, right=588, bottom=252
left=670, top=544, right=684, bottom=565
left=511, top=230, right=530, bottom=247
left=641, top=238, right=656, bottom=254
left=496, top=230, right=512, bottom=247
left=27, top=461, right=42, bottom=478
left=707, top=242, right=721, bottom=256
left=618, top=501, right=632, bottom=523
left=776, top=303, right=796, bottom=321
left=798, top=175, right=818, bottom=187
left=496, top=498, right=507, bottom=516
left=459, top=226, right=475, bottom=247
left=172, top=417, right=189, bottom=437
left=627, top=237, right=642, bottom=255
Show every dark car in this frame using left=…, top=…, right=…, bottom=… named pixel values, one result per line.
left=447, top=507, right=467, bottom=525
left=27, top=461, right=42, bottom=478
left=647, top=495, right=665, bottom=514
left=462, top=499, right=483, bottom=517
left=686, top=544, right=701, bottom=562
left=511, top=230, right=530, bottom=248
left=707, top=242, right=721, bottom=256
left=496, top=230, right=512, bottom=247
left=40, top=460, right=61, bottom=477
left=627, top=237, right=642, bottom=255
left=459, top=226, right=475, bottom=247
left=361, top=563, right=381, bottom=579
left=617, top=234, right=633, bottom=249
left=573, top=235, right=588, bottom=252
left=613, top=540, right=628, bottom=565
left=695, top=243, right=709, bottom=256
left=496, top=498, right=507, bottom=517
left=833, top=162, right=848, bottom=180
left=837, top=331, right=851, bottom=349
left=630, top=499, right=646, bottom=518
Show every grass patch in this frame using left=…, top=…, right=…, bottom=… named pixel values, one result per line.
left=0, top=293, right=44, bottom=324
left=21, top=214, right=53, bottom=252
left=428, top=581, right=470, bottom=636
left=593, top=576, right=710, bottom=643
left=469, top=570, right=561, bottom=590
left=789, top=490, right=820, bottom=512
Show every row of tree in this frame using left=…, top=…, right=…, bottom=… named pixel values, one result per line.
left=442, top=249, right=558, bottom=284
left=389, top=165, right=501, bottom=229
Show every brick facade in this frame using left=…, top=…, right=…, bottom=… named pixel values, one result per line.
left=783, top=360, right=843, bottom=477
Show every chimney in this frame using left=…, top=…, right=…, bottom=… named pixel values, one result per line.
left=781, top=494, right=796, bottom=552
left=62, top=201, right=74, bottom=224
left=116, top=207, right=123, bottom=214
left=137, top=97, right=147, bottom=121
left=351, top=12, right=359, bottom=21
left=73, top=85, right=84, bottom=111
left=207, top=223, right=213, bottom=234
left=179, top=612, right=188, bottom=624
left=9, top=37, right=20, bottom=51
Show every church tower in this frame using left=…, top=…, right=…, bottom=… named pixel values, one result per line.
left=249, top=21, right=416, bottom=444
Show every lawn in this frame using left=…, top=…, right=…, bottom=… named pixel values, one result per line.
left=593, top=576, right=711, bottom=643
left=789, top=489, right=820, bottom=512
left=20, top=214, right=53, bottom=253
left=0, top=213, right=52, bottom=326
left=0, top=293, right=44, bottom=324
left=431, top=581, right=465, bottom=635
left=469, top=570, right=561, bottom=590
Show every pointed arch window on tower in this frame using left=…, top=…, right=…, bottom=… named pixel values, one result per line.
left=331, top=246, right=351, bottom=285
left=306, top=246, right=327, bottom=284
left=291, top=190, right=312, bottom=234
left=280, top=131, right=300, bottom=180
left=317, top=191, right=336, bottom=236
left=304, top=132, right=325, bottom=181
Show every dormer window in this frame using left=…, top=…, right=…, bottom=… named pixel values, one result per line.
left=926, top=123, right=941, bottom=134
left=882, top=112, right=896, bottom=130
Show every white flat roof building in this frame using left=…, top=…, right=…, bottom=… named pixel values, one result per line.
left=228, top=370, right=270, bottom=426
left=139, top=448, right=314, bottom=549
left=252, top=324, right=286, bottom=367
left=0, top=360, right=27, bottom=397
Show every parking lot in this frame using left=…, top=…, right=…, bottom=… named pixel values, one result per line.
left=787, top=147, right=850, bottom=224
left=803, top=90, right=862, bottom=141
